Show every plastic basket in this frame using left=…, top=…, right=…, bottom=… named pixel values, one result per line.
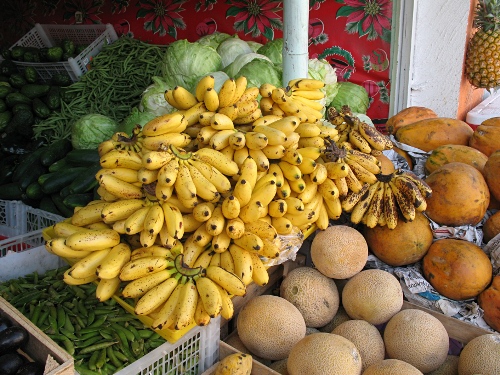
left=114, top=316, right=220, bottom=375
left=10, top=23, right=118, bottom=82
left=0, top=200, right=64, bottom=257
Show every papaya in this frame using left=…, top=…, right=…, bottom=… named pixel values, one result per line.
left=425, top=162, right=490, bottom=227
left=424, top=144, right=488, bottom=175
left=395, top=118, right=473, bottom=152
left=423, top=238, right=492, bottom=300
left=482, top=210, right=500, bottom=243
left=385, top=106, right=438, bottom=135
left=478, top=275, right=500, bottom=331
left=483, top=150, right=500, bottom=202
left=469, top=117, right=500, bottom=156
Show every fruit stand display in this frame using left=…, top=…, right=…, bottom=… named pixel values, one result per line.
left=1, top=3, right=500, bottom=373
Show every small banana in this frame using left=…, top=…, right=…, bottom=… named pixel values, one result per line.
left=95, top=168, right=138, bottom=183
left=215, top=352, right=253, bottom=375
left=194, top=298, right=212, bottom=326
left=364, top=181, right=385, bottom=228
left=65, top=228, right=121, bottom=251
left=130, top=245, right=174, bottom=260
left=69, top=248, right=111, bottom=279
left=233, top=107, right=262, bottom=125
left=193, top=249, right=216, bottom=269
left=389, top=179, right=416, bottom=222
left=298, top=177, right=319, bottom=204
left=298, top=136, right=325, bottom=149
left=358, top=121, right=393, bottom=151
left=186, top=162, right=220, bottom=202
left=231, top=76, right=248, bottom=105
left=236, top=86, right=259, bottom=103
left=100, top=198, right=145, bottom=224
left=249, top=252, right=269, bottom=286
left=188, top=159, right=232, bottom=194
left=122, top=269, right=177, bottom=298
left=99, top=174, right=143, bottom=200
left=233, top=232, right=264, bottom=254
left=162, top=201, right=184, bottom=240
left=345, top=157, right=379, bottom=184
left=218, top=78, right=237, bottom=108
left=318, top=178, right=341, bottom=202
left=46, top=237, right=91, bottom=259
left=212, top=230, right=231, bottom=253
left=95, top=277, right=121, bottom=302
left=205, top=265, right=246, bottom=297
left=288, top=78, right=325, bottom=90
left=195, top=276, right=223, bottom=318
left=71, top=201, right=109, bottom=227
left=63, top=268, right=98, bottom=285
left=268, top=199, right=287, bottom=218
left=350, top=181, right=380, bottom=224
left=197, top=125, right=219, bottom=145
left=174, top=161, right=198, bottom=208
left=119, top=256, right=172, bottom=281
left=195, top=75, right=215, bottom=102
left=211, top=113, right=235, bottom=130
left=151, top=282, right=184, bottom=330
left=245, top=132, right=269, bottom=150
left=99, top=149, right=143, bottom=170
left=142, top=112, right=188, bottom=136
left=193, top=148, right=239, bottom=176
left=228, top=131, right=246, bottom=150
left=172, top=85, right=199, bottom=110
left=323, top=196, right=343, bottom=220
left=271, top=216, right=293, bottom=235
left=204, top=88, right=220, bottom=112
left=192, top=201, right=215, bottom=222
left=383, top=182, right=399, bottom=229
left=191, top=224, right=214, bottom=248
left=135, top=276, right=180, bottom=316
left=236, top=99, right=259, bottom=118
left=221, top=195, right=241, bottom=220
left=182, top=236, right=208, bottom=267
left=174, top=278, right=199, bottom=330
left=205, top=205, right=226, bottom=236
left=96, top=243, right=132, bottom=279
left=295, top=122, right=322, bottom=138
left=349, top=129, right=372, bottom=154
left=340, top=183, right=370, bottom=213
left=244, top=220, right=277, bottom=242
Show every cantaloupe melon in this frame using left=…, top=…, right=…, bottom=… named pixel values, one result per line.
left=280, top=267, right=339, bottom=328
left=427, top=355, right=459, bottom=375
left=362, top=359, right=423, bottom=375
left=269, top=359, right=288, bottom=375
left=310, top=225, right=368, bottom=279
left=332, top=320, right=385, bottom=372
left=236, top=295, right=306, bottom=361
left=458, top=333, right=500, bottom=375
left=318, top=305, right=351, bottom=332
left=342, top=269, right=403, bottom=325
left=383, top=309, right=449, bottom=373
left=287, top=333, right=362, bottom=375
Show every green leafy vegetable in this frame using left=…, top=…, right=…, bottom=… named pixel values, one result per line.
left=120, top=107, right=157, bottom=135
left=197, top=32, right=233, bottom=50
left=257, top=38, right=283, bottom=66
left=71, top=114, right=119, bottom=150
left=162, top=40, right=222, bottom=93
left=139, top=76, right=174, bottom=117
left=216, top=37, right=253, bottom=68
left=235, top=59, right=282, bottom=89
left=246, top=41, right=263, bottom=53
left=329, top=81, right=369, bottom=114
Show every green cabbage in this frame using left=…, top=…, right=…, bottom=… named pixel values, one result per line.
left=161, top=40, right=222, bottom=93
left=329, top=82, right=370, bottom=114
left=120, top=107, right=157, bottom=135
left=71, top=114, right=119, bottom=150
left=197, top=32, right=232, bottom=49
left=308, top=58, right=339, bottom=107
left=223, top=52, right=282, bottom=89
left=216, top=37, right=253, bottom=68
left=246, top=41, right=263, bottom=53
left=139, top=76, right=175, bottom=117
left=257, top=38, right=283, bottom=66
left=235, top=59, right=282, bottom=89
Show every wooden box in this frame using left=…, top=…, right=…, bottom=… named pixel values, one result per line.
left=0, top=296, right=74, bottom=375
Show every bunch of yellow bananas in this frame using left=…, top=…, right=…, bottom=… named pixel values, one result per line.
left=327, top=106, right=393, bottom=155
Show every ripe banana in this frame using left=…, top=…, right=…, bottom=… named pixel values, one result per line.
left=174, top=278, right=199, bottom=330
left=195, top=276, right=223, bottom=318
left=142, top=112, right=188, bottom=136
left=65, top=228, right=121, bottom=251
left=225, top=218, right=246, bottom=240
left=162, top=201, right=184, bottom=240
left=205, top=205, right=225, bottom=236
left=350, top=181, right=380, bottom=224
left=174, top=161, right=198, bottom=208
left=99, top=174, right=143, bottom=200
left=151, top=282, right=184, bottom=329
left=194, top=298, right=211, bottom=327
left=119, top=256, right=172, bottom=281
left=192, top=201, right=215, bottom=222
left=204, top=88, right=220, bottom=112
left=63, top=268, right=98, bottom=285
left=205, top=265, right=246, bottom=297
left=96, top=243, right=132, bottom=279
left=100, top=149, right=143, bottom=170
left=364, top=181, right=385, bottom=228
left=135, top=276, right=180, bottom=316
left=308, top=162, right=328, bottom=185
left=141, top=133, right=191, bottom=151
left=95, top=277, right=121, bottom=302
left=249, top=252, right=269, bottom=286
left=196, top=75, right=215, bottom=102
left=46, top=237, right=91, bottom=259
left=221, top=195, right=241, bottom=220
left=186, top=162, right=220, bottom=202
left=70, top=201, right=109, bottom=227
left=69, top=248, right=111, bottom=279
left=172, top=85, right=198, bottom=110
left=193, top=148, right=239, bottom=176
left=188, top=159, right=232, bottom=194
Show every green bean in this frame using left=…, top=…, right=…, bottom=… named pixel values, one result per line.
left=79, top=341, right=118, bottom=355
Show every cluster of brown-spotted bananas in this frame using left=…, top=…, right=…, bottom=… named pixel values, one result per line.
left=340, top=169, right=432, bottom=229
left=327, top=105, right=393, bottom=154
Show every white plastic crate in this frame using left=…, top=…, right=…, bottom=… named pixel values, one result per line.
left=0, top=237, right=220, bottom=375
left=115, top=317, right=220, bottom=375
left=0, top=200, right=63, bottom=257
left=10, top=23, right=118, bottom=82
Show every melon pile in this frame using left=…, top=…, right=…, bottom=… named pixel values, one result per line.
left=228, top=108, right=500, bottom=374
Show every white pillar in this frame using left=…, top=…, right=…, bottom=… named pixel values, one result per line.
left=282, top=0, right=309, bottom=86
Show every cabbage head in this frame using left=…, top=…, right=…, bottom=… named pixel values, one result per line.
left=139, top=76, right=175, bottom=117
left=246, top=41, right=263, bottom=53
left=197, top=32, right=232, bottom=49
left=119, top=107, right=157, bottom=135
left=236, top=59, right=282, bottom=89
left=329, top=81, right=370, bottom=114
left=162, top=40, right=222, bottom=92
left=308, top=58, right=339, bottom=108
left=257, top=38, right=283, bottom=66
left=71, top=114, right=119, bottom=150
left=216, top=37, right=253, bottom=68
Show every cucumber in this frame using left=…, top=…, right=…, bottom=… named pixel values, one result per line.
left=50, top=193, right=74, bottom=218
left=48, top=157, right=70, bottom=172
left=63, top=193, right=93, bottom=209
left=39, top=196, right=63, bottom=216
left=37, top=171, right=57, bottom=186
left=68, top=163, right=101, bottom=194
left=0, top=182, right=24, bottom=200
left=40, top=167, right=88, bottom=194
left=18, top=162, right=47, bottom=190
left=59, top=185, right=72, bottom=198
left=39, top=139, right=72, bottom=166
left=65, top=149, right=100, bottom=166
left=11, top=147, right=47, bottom=183
left=20, top=84, right=51, bottom=99
left=25, top=181, right=45, bottom=200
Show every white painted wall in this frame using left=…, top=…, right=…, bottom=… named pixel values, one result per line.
left=390, top=0, right=471, bottom=117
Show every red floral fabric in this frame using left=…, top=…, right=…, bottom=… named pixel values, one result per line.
left=0, top=0, right=392, bottom=124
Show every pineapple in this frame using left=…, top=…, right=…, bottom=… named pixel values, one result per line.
left=465, top=0, right=500, bottom=89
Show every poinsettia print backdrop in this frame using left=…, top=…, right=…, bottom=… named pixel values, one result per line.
left=0, top=0, right=392, bottom=124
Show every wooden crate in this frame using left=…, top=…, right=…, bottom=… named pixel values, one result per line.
left=220, top=255, right=306, bottom=339
left=0, top=296, right=74, bottom=375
